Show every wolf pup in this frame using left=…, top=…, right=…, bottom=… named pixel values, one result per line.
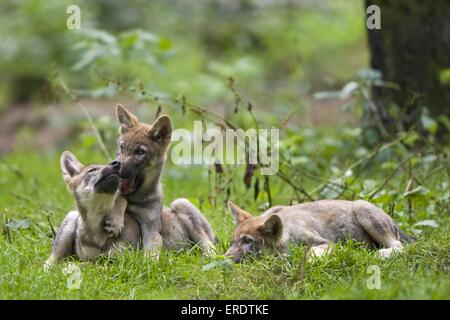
left=113, top=104, right=215, bottom=257
left=225, top=200, right=413, bottom=262
left=44, top=151, right=140, bottom=270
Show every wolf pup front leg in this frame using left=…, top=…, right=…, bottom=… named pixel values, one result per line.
left=103, top=195, right=127, bottom=238
left=127, top=196, right=164, bottom=258
left=114, top=104, right=172, bottom=258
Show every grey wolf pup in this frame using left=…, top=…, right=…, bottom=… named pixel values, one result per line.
left=44, top=151, right=140, bottom=270
left=225, top=200, right=413, bottom=262
left=113, top=104, right=216, bottom=256
left=45, top=152, right=216, bottom=270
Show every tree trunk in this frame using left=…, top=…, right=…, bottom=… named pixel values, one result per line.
left=365, top=0, right=450, bottom=134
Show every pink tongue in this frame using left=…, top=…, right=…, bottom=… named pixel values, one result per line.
left=120, top=177, right=136, bottom=194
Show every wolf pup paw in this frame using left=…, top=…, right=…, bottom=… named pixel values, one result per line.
left=103, top=217, right=124, bottom=237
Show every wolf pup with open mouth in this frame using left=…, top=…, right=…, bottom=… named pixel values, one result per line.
left=225, top=200, right=414, bottom=262
left=45, top=150, right=215, bottom=270
left=113, top=104, right=215, bottom=258
left=44, top=151, right=140, bottom=270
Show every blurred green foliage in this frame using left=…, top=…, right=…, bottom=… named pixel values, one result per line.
left=0, top=1, right=449, bottom=299
left=0, top=0, right=367, bottom=110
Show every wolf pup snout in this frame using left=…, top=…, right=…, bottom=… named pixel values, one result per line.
left=109, top=160, right=121, bottom=170
left=94, top=162, right=122, bottom=194
left=95, top=170, right=119, bottom=194
left=113, top=153, right=146, bottom=196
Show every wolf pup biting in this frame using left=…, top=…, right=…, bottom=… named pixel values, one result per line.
left=45, top=151, right=216, bottom=270
left=44, top=151, right=140, bottom=270
left=225, top=200, right=414, bottom=262
left=112, top=104, right=171, bottom=258
left=112, top=104, right=215, bottom=258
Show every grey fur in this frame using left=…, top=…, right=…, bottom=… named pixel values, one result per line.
left=162, top=198, right=215, bottom=255
left=44, top=152, right=140, bottom=270
left=114, top=104, right=216, bottom=258
left=226, top=199, right=411, bottom=262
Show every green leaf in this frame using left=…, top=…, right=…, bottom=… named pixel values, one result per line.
left=421, top=114, right=438, bottom=135
left=413, top=220, right=439, bottom=228
left=291, top=156, right=309, bottom=166
left=439, top=69, right=450, bottom=85
left=119, top=31, right=138, bottom=49
left=158, top=37, right=172, bottom=51
left=363, top=179, right=377, bottom=192
left=438, top=115, right=450, bottom=132
left=5, top=219, right=31, bottom=229
left=202, top=259, right=233, bottom=272
left=313, top=90, right=341, bottom=100
left=340, top=81, right=359, bottom=99
left=381, top=161, right=396, bottom=170
left=402, top=186, right=430, bottom=199
left=404, top=132, right=419, bottom=146
left=72, top=49, right=106, bottom=71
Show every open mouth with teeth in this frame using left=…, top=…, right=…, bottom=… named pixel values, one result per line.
left=120, top=174, right=145, bottom=195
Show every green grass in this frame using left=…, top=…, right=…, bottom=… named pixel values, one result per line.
left=0, top=148, right=449, bottom=299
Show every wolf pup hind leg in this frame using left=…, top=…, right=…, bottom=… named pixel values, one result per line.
left=162, top=198, right=216, bottom=256
left=352, top=200, right=406, bottom=259
left=44, top=210, right=78, bottom=271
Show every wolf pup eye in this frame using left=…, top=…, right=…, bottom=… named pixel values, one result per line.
left=88, top=168, right=98, bottom=173
left=135, top=148, right=146, bottom=155
left=242, top=236, right=253, bottom=245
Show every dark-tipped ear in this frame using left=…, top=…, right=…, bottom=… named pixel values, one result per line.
left=228, top=201, right=253, bottom=225
left=258, top=215, right=283, bottom=240
left=147, top=115, right=172, bottom=144
left=116, top=104, right=139, bottom=134
left=60, top=151, right=84, bottom=182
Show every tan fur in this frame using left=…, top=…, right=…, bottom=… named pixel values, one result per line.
left=162, top=199, right=216, bottom=256
left=44, top=152, right=140, bottom=270
left=114, top=104, right=215, bottom=257
left=114, top=104, right=172, bottom=258
left=225, top=200, right=411, bottom=262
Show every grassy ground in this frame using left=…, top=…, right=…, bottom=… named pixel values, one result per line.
left=0, top=145, right=448, bottom=299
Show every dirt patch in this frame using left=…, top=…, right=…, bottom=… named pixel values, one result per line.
left=309, top=97, right=357, bottom=126
left=0, top=99, right=119, bottom=155
left=0, top=97, right=357, bottom=155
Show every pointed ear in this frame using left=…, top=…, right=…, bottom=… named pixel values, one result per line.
left=60, top=151, right=84, bottom=182
left=147, top=115, right=172, bottom=144
left=116, top=104, right=139, bottom=134
left=228, top=201, right=253, bottom=225
left=258, top=215, right=283, bottom=240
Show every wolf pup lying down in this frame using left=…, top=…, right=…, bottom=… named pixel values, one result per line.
left=45, top=151, right=215, bottom=270
left=44, top=151, right=139, bottom=270
left=225, top=200, right=414, bottom=262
